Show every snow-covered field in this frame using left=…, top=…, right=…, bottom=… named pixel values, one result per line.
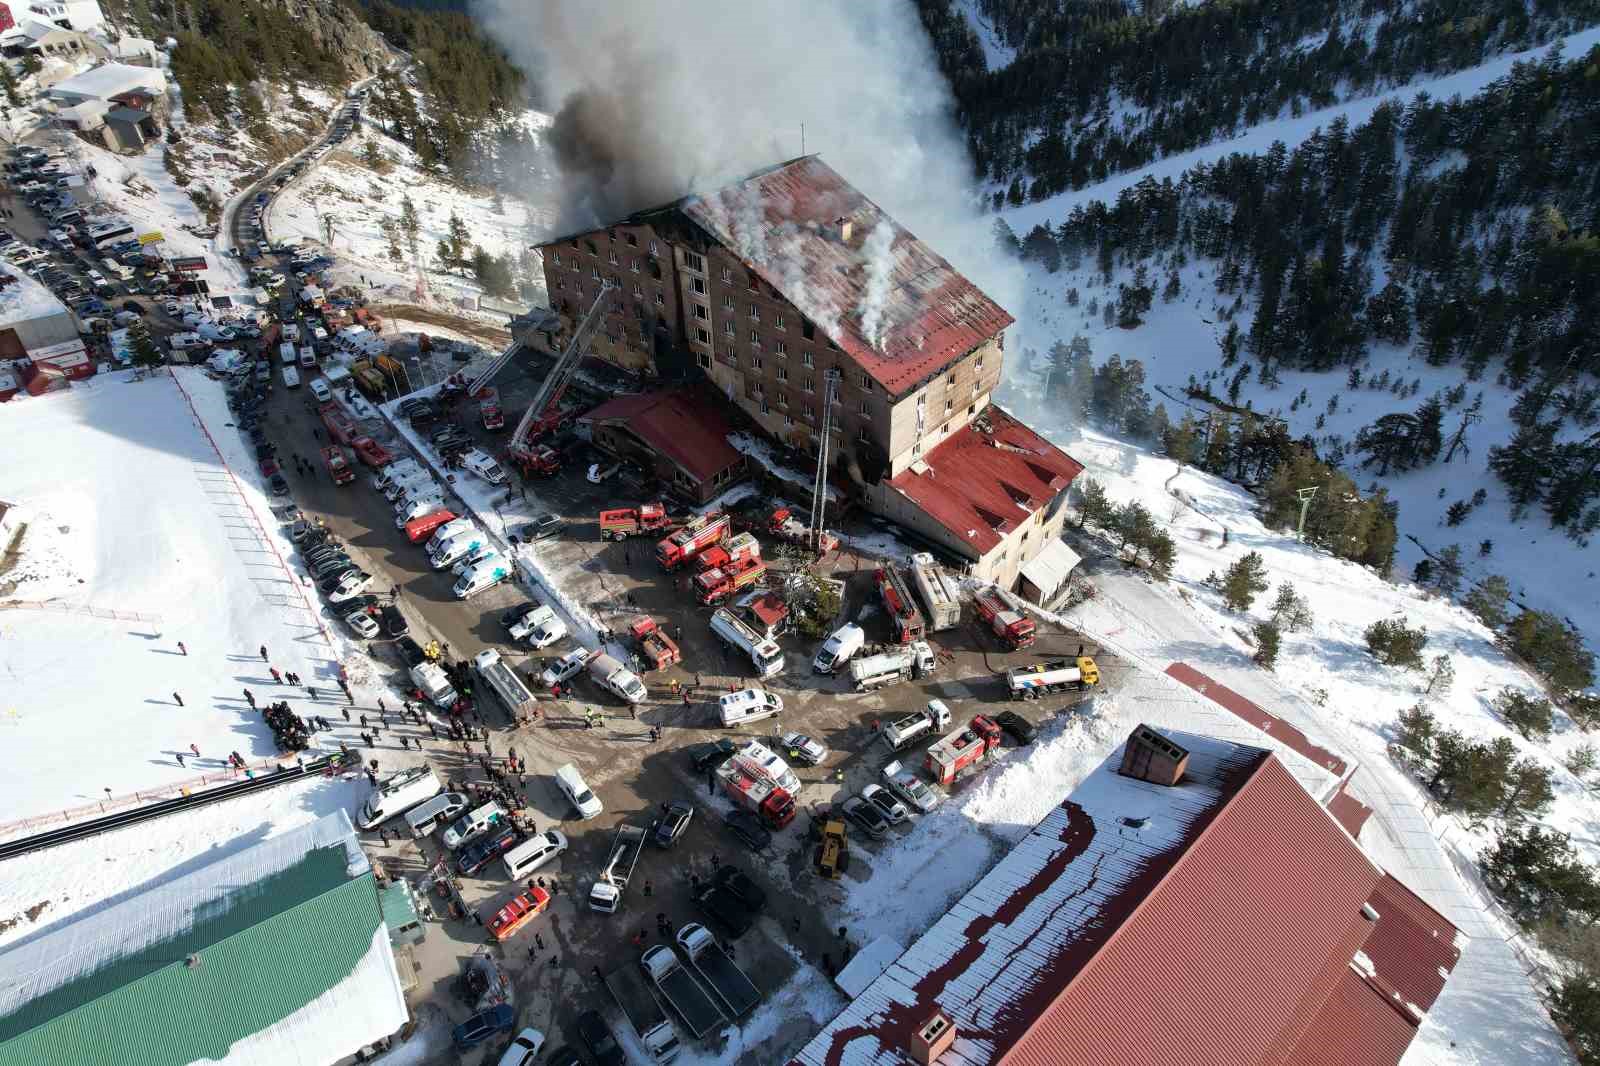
left=0, top=371, right=355, bottom=825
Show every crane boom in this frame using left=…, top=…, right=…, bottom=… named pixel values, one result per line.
left=509, top=283, right=614, bottom=453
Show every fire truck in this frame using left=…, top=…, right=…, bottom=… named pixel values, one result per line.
left=598, top=503, right=672, bottom=541
left=487, top=886, right=552, bottom=941
left=628, top=616, right=682, bottom=671
left=714, top=744, right=797, bottom=829
left=695, top=532, right=760, bottom=573
left=973, top=588, right=1036, bottom=649
left=924, top=715, right=1003, bottom=786
left=518, top=444, right=561, bottom=477
left=696, top=557, right=766, bottom=606
left=319, top=403, right=356, bottom=446
left=877, top=564, right=927, bottom=644
left=320, top=445, right=354, bottom=485
left=657, top=512, right=729, bottom=570
left=478, top=386, right=504, bottom=430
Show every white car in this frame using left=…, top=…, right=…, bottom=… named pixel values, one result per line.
left=539, top=648, right=591, bottom=689
left=496, top=1028, right=546, bottom=1066
left=883, top=760, right=941, bottom=814
left=327, top=570, right=372, bottom=603
left=862, top=783, right=910, bottom=825
left=281, top=365, right=301, bottom=388
left=779, top=731, right=829, bottom=766
left=309, top=378, right=332, bottom=402
left=510, top=604, right=567, bottom=649
left=343, top=609, right=379, bottom=638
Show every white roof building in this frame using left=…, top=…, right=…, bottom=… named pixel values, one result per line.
left=43, top=61, right=166, bottom=106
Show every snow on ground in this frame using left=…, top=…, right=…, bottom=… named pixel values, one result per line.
left=953, top=0, right=1017, bottom=71
left=0, top=770, right=365, bottom=949
left=268, top=124, right=546, bottom=308
left=1003, top=23, right=1600, bottom=238
left=0, top=367, right=408, bottom=829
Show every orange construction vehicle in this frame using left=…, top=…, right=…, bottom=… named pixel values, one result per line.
left=599, top=503, right=672, bottom=541
left=629, top=616, right=682, bottom=671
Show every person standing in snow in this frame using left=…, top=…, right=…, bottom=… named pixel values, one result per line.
left=176, top=752, right=185, bottom=767
left=243, top=688, right=256, bottom=708
left=270, top=667, right=282, bottom=684
left=259, top=645, right=269, bottom=661
left=173, top=692, right=184, bottom=707
left=177, top=641, right=187, bottom=656
left=190, top=743, right=200, bottom=757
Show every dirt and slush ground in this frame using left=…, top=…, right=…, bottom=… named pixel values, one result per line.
left=243, top=351, right=1127, bottom=1064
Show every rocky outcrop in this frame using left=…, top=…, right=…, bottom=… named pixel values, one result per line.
left=265, top=0, right=392, bottom=80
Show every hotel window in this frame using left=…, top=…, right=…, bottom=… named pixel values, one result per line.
left=632, top=283, right=643, bottom=298
left=696, top=327, right=711, bottom=344
left=692, top=277, right=707, bottom=296
left=552, top=252, right=562, bottom=266
left=684, top=251, right=706, bottom=272
left=723, top=320, right=735, bottom=337
left=859, top=399, right=869, bottom=415
left=803, top=376, right=814, bottom=393
left=802, top=320, right=815, bottom=340
left=802, top=350, right=813, bottom=367
left=777, top=366, right=788, bottom=383
left=751, top=355, right=763, bottom=371
left=859, top=373, right=872, bottom=390
left=721, top=266, right=732, bottom=283
left=775, top=340, right=788, bottom=357
left=654, top=291, right=664, bottom=305
left=631, top=258, right=640, bottom=273
left=784, top=414, right=795, bottom=428
left=591, top=268, right=601, bottom=281
left=697, top=352, right=710, bottom=369
left=692, top=303, right=708, bottom=320
left=649, top=239, right=659, bottom=255
left=585, top=239, right=597, bottom=254
left=748, top=304, right=760, bottom=321
left=774, top=313, right=785, bottom=331
left=723, top=295, right=735, bottom=310
left=608, top=251, right=618, bottom=265
left=946, top=399, right=953, bottom=413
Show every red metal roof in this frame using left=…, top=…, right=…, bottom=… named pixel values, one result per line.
left=1166, top=662, right=1350, bottom=778
left=1327, top=780, right=1375, bottom=838
left=885, top=406, right=1083, bottom=557
left=682, top=157, right=1014, bottom=398
left=580, top=388, right=742, bottom=484
left=790, top=724, right=1458, bottom=1066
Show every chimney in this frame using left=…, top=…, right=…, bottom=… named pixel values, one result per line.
left=836, top=216, right=853, bottom=243
left=909, top=1012, right=956, bottom=1065
left=1118, top=724, right=1189, bottom=786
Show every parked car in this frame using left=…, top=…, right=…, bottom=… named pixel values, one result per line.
left=993, top=710, right=1039, bottom=745
left=654, top=801, right=694, bottom=848
left=518, top=512, right=563, bottom=542
left=779, top=732, right=828, bottom=766
left=326, top=570, right=373, bottom=603
left=378, top=604, right=408, bottom=637
left=713, top=865, right=767, bottom=913
left=724, top=810, right=772, bottom=851
left=862, top=783, right=910, bottom=825
left=452, top=1005, right=516, bottom=1050
left=457, top=825, right=521, bottom=876
left=688, top=738, right=737, bottom=774
left=496, top=1029, right=547, bottom=1066
left=538, top=648, right=591, bottom=689
left=343, top=609, right=379, bottom=638
left=842, top=796, right=890, bottom=839
left=575, top=1011, right=625, bottom=1066
left=268, top=473, right=290, bottom=496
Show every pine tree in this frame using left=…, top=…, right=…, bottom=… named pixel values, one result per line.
left=1431, top=544, right=1464, bottom=598
left=1495, top=688, right=1554, bottom=741
left=1221, top=551, right=1269, bottom=612
left=1499, top=758, right=1556, bottom=822
left=1111, top=502, right=1155, bottom=555
left=1269, top=583, right=1313, bottom=631
left=1504, top=609, right=1596, bottom=692
left=1567, top=742, right=1599, bottom=782
left=1551, top=973, right=1600, bottom=1064
left=1163, top=413, right=1200, bottom=464
left=1463, top=574, right=1511, bottom=628
left=1252, top=620, right=1281, bottom=669
left=1145, top=529, right=1177, bottom=581
left=1364, top=617, right=1428, bottom=669
left=1393, top=704, right=1437, bottom=766
left=1422, top=654, right=1454, bottom=700
left=1075, top=478, right=1112, bottom=530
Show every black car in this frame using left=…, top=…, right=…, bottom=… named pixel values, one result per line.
left=993, top=710, right=1039, bottom=745
left=688, top=738, right=736, bottom=774
left=712, top=865, right=767, bottom=913
left=456, top=826, right=520, bottom=876
left=378, top=604, right=408, bottom=638
left=696, top=884, right=754, bottom=939
left=395, top=636, right=428, bottom=668
left=575, top=1010, right=625, bottom=1066
left=268, top=473, right=290, bottom=496
left=654, top=802, right=694, bottom=848
left=290, top=518, right=314, bottom=542
left=724, top=810, right=771, bottom=851
left=500, top=603, right=539, bottom=632
left=520, top=513, right=563, bottom=542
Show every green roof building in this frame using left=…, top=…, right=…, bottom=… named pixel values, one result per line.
left=0, top=811, right=407, bottom=1066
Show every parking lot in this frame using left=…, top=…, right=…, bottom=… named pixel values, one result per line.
left=228, top=342, right=1128, bottom=1060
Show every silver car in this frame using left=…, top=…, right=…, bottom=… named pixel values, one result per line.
left=779, top=731, right=829, bottom=766
left=862, top=784, right=909, bottom=825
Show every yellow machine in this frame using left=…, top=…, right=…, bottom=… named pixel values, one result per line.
left=1077, top=656, right=1100, bottom=687
left=813, top=817, right=849, bottom=880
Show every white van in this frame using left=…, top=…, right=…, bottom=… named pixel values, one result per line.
left=356, top=766, right=442, bottom=829
left=309, top=377, right=332, bottom=402
left=396, top=496, right=448, bottom=528
left=442, top=800, right=506, bottom=850
left=503, top=829, right=568, bottom=880
left=299, top=345, right=317, bottom=369
left=554, top=764, right=602, bottom=819
left=452, top=556, right=510, bottom=599
left=403, top=791, right=470, bottom=838
left=462, top=449, right=507, bottom=485
left=813, top=623, right=865, bottom=674
left=281, top=365, right=300, bottom=388
left=386, top=474, right=438, bottom=503
left=374, top=459, right=424, bottom=492
left=719, top=688, right=784, bottom=727
left=279, top=341, right=296, bottom=365
left=282, top=322, right=301, bottom=342
left=169, top=331, right=207, bottom=351
left=424, top=517, right=476, bottom=554
left=430, top=530, right=487, bottom=570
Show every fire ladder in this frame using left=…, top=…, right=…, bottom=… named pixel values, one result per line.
left=879, top=565, right=926, bottom=640
left=808, top=368, right=840, bottom=553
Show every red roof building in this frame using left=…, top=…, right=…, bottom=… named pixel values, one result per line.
left=580, top=387, right=747, bottom=504
left=790, top=725, right=1462, bottom=1066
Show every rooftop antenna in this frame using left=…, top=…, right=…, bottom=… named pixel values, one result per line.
left=801, top=123, right=806, bottom=156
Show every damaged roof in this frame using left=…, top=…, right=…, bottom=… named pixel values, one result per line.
left=790, top=726, right=1461, bottom=1066
left=681, top=156, right=1014, bottom=398
left=580, top=387, right=742, bottom=484
left=885, top=405, right=1083, bottom=557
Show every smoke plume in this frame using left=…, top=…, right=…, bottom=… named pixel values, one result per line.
left=474, top=0, right=1023, bottom=324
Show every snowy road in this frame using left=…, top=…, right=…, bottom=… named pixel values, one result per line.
left=1068, top=560, right=1572, bottom=1065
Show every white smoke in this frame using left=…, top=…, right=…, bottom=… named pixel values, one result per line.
left=473, top=0, right=1024, bottom=326
left=857, top=220, right=898, bottom=349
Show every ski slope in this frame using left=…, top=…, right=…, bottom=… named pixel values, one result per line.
left=0, top=371, right=338, bottom=823
left=1004, top=23, right=1600, bottom=237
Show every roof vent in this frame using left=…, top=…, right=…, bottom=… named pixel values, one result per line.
left=1121, top=816, right=1149, bottom=830
left=1362, top=902, right=1380, bottom=922
left=909, top=1011, right=956, bottom=1065
left=1118, top=724, right=1189, bottom=787
left=184, top=953, right=201, bottom=970
left=836, top=217, right=853, bottom=243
